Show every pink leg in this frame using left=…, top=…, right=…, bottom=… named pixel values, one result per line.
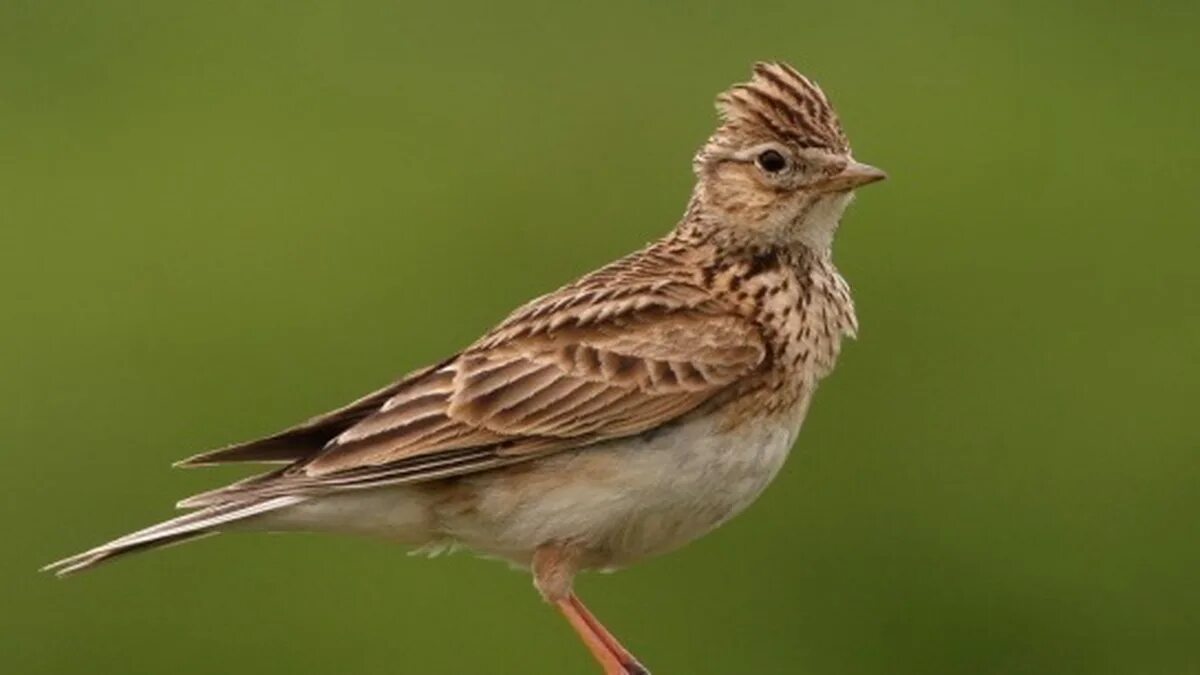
left=533, top=546, right=651, bottom=675
left=563, top=593, right=649, bottom=675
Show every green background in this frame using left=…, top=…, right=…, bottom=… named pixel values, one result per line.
left=3, top=2, right=1198, bottom=673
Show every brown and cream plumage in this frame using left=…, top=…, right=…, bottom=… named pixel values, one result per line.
left=46, top=62, right=885, bottom=675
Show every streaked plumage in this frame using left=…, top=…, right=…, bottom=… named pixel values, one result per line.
left=46, top=62, right=885, bottom=675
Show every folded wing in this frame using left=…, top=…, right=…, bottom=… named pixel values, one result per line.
left=178, top=249, right=766, bottom=506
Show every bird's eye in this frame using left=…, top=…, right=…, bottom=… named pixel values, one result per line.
left=756, top=149, right=789, bottom=174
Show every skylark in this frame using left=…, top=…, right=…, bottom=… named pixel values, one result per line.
left=47, top=62, right=885, bottom=674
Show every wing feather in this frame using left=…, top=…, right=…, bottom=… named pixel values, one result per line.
left=300, top=311, right=764, bottom=477
left=177, top=245, right=767, bottom=505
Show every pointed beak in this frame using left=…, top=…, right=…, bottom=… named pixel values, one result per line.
left=818, top=160, right=887, bottom=192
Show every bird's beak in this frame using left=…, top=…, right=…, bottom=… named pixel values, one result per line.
left=817, top=160, right=887, bottom=192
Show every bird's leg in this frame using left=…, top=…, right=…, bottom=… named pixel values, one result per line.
left=533, top=545, right=651, bottom=675
left=562, top=592, right=649, bottom=675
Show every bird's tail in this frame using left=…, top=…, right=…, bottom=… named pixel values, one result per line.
left=42, top=495, right=305, bottom=577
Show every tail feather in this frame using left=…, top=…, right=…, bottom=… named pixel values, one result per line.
left=43, top=496, right=305, bottom=577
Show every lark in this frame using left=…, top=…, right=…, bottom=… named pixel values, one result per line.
left=46, top=62, right=885, bottom=674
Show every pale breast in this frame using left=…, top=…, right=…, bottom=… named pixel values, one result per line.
left=435, top=399, right=809, bottom=570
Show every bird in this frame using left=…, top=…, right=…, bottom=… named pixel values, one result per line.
left=45, top=62, right=886, bottom=675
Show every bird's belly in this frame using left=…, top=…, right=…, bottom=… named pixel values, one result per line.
left=438, top=407, right=805, bottom=569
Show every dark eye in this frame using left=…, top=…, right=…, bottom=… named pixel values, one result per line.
left=756, top=149, right=788, bottom=173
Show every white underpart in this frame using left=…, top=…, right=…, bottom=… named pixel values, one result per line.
left=262, top=487, right=436, bottom=542
left=449, top=404, right=807, bottom=569
left=793, top=191, right=854, bottom=251
left=259, top=401, right=810, bottom=571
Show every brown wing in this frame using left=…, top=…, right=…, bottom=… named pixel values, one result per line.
left=177, top=244, right=765, bottom=506
left=303, top=311, right=764, bottom=477
left=180, top=311, right=762, bottom=506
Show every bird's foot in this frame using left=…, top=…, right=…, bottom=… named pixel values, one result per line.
left=617, top=658, right=650, bottom=675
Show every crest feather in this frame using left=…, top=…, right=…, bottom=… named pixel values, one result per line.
left=714, top=62, right=849, bottom=153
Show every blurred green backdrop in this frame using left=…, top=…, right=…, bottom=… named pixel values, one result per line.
left=3, top=1, right=1198, bottom=674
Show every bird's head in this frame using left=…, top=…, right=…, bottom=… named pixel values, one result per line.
left=691, top=62, right=885, bottom=251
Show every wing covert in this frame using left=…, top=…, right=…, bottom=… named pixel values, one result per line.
left=300, top=311, right=764, bottom=477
